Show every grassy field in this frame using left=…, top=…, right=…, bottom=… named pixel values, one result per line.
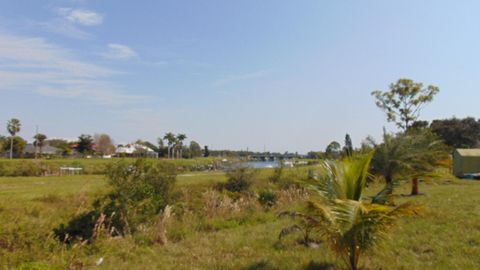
left=0, top=157, right=228, bottom=177
left=0, top=168, right=479, bottom=269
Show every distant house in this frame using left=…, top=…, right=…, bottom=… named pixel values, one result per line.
left=453, top=149, right=480, bottom=178
left=115, top=143, right=158, bottom=158
left=23, top=144, right=60, bottom=156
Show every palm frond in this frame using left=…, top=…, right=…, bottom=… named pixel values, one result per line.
left=278, top=225, right=303, bottom=240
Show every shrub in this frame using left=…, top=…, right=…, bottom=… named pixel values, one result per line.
left=222, top=167, right=255, bottom=192
left=258, top=190, right=277, bottom=208
left=54, top=159, right=177, bottom=243
left=54, top=211, right=99, bottom=243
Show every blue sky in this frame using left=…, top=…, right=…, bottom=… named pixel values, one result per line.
left=1, top=1, right=479, bottom=153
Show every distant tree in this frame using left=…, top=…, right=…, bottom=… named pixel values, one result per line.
left=94, top=134, right=116, bottom=155
left=430, top=117, right=480, bottom=148
left=203, top=145, right=210, bottom=157
left=7, top=118, right=21, bottom=159
left=408, top=120, right=430, bottom=132
left=372, top=78, right=439, bottom=131
left=33, top=133, right=47, bottom=158
left=307, top=151, right=323, bottom=159
left=176, top=134, right=187, bottom=159
left=157, top=137, right=167, bottom=158
left=75, top=134, right=94, bottom=155
left=325, top=141, right=341, bottom=159
left=163, top=132, right=177, bottom=159
left=189, top=141, right=202, bottom=158
left=1, top=136, right=26, bottom=158
left=47, top=139, right=72, bottom=156
left=359, top=135, right=376, bottom=154
left=343, top=134, right=353, bottom=157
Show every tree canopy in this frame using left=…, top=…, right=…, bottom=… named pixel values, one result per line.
left=372, top=79, right=439, bottom=130
left=95, top=134, right=116, bottom=155
left=430, top=117, right=480, bottom=148
left=75, top=134, right=94, bottom=154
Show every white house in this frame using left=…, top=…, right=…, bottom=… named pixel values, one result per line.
left=115, top=143, right=158, bottom=158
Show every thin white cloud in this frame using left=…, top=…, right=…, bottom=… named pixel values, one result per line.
left=213, top=70, right=269, bottom=87
left=0, top=32, right=147, bottom=105
left=37, top=8, right=103, bottom=39
left=102, top=43, right=138, bottom=60
left=58, top=8, right=103, bottom=26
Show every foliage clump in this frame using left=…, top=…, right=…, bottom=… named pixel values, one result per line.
left=280, top=153, right=419, bottom=270
left=258, top=190, right=277, bottom=208
left=54, top=159, right=176, bottom=243
left=218, top=167, right=255, bottom=192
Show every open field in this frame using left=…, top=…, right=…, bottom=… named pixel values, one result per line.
left=0, top=169, right=479, bottom=269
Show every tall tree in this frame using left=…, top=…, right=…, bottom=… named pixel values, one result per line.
left=163, top=132, right=177, bottom=159
left=189, top=141, right=202, bottom=158
left=176, top=134, right=187, bottom=159
left=343, top=134, right=353, bottom=157
left=75, top=134, right=94, bottom=155
left=203, top=145, right=210, bottom=157
left=1, top=136, right=26, bottom=157
left=94, top=134, right=116, bottom=155
left=47, top=139, right=72, bottom=156
left=372, top=78, right=439, bottom=131
left=33, top=133, right=47, bottom=158
left=325, top=141, right=341, bottom=159
left=7, top=118, right=21, bottom=159
left=157, top=137, right=167, bottom=158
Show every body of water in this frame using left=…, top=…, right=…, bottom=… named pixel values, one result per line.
left=246, top=161, right=280, bottom=169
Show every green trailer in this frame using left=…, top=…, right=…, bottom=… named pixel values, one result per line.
left=453, top=149, right=480, bottom=178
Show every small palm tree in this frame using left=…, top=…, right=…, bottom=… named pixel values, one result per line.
left=370, top=129, right=447, bottom=201
left=7, top=118, right=21, bottom=159
left=281, top=153, right=418, bottom=270
left=33, top=133, right=47, bottom=158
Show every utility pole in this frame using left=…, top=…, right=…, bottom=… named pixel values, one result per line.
left=34, top=125, right=39, bottom=159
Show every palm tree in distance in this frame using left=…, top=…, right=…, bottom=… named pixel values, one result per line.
left=163, top=132, right=177, bottom=159
left=33, top=133, right=47, bottom=158
left=176, top=134, right=187, bottom=159
left=7, top=118, right=21, bottom=159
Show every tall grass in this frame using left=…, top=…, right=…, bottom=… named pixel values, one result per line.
left=0, top=167, right=479, bottom=269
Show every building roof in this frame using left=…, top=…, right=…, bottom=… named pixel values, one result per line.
left=116, top=143, right=155, bottom=154
left=455, top=149, right=480, bottom=157
left=23, top=144, right=60, bottom=154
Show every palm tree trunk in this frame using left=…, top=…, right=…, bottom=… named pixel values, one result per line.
left=411, top=177, right=419, bottom=195
left=385, top=176, right=394, bottom=195
left=349, top=246, right=357, bottom=270
left=9, top=137, right=13, bottom=159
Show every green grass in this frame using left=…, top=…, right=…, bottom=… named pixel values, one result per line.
left=0, top=170, right=479, bottom=269
left=0, top=157, right=227, bottom=176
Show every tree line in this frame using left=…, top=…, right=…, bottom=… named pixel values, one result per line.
left=0, top=122, right=208, bottom=159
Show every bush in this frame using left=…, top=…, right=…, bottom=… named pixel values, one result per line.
left=221, top=167, right=255, bottom=192
left=54, top=211, right=99, bottom=243
left=54, top=159, right=177, bottom=243
left=258, top=190, right=277, bottom=208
